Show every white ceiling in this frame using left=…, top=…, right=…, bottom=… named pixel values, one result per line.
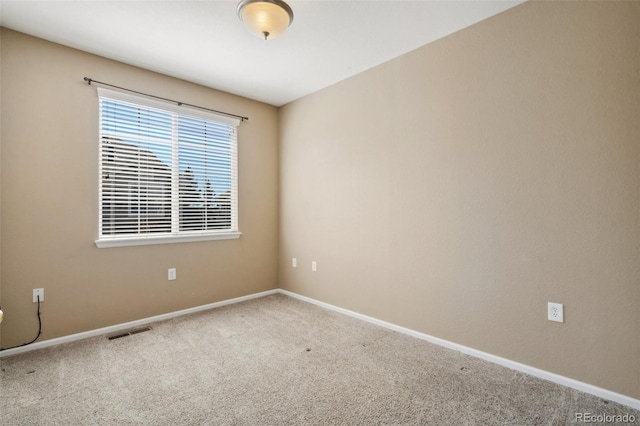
left=0, top=0, right=524, bottom=106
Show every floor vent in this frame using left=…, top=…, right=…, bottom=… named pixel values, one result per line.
left=107, top=326, right=152, bottom=340
left=129, top=326, right=152, bottom=335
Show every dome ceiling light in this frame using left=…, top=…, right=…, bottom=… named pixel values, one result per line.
left=237, top=0, right=294, bottom=40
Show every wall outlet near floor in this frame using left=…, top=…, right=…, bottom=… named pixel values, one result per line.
left=33, top=288, right=44, bottom=303
left=548, top=302, right=563, bottom=323
left=292, top=257, right=297, bottom=268
left=311, top=261, right=317, bottom=272
left=168, top=268, right=177, bottom=281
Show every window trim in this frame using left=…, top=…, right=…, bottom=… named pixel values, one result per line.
left=95, top=232, right=241, bottom=249
left=95, top=88, right=241, bottom=248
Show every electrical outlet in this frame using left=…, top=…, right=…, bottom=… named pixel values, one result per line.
left=292, top=257, right=297, bottom=268
left=548, top=302, right=563, bottom=323
left=33, top=288, right=44, bottom=303
left=168, top=268, right=176, bottom=281
left=311, top=261, right=317, bottom=272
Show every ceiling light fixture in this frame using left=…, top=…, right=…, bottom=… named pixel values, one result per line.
left=237, top=0, right=294, bottom=41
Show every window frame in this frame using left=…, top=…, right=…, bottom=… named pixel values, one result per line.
left=95, top=88, right=241, bottom=248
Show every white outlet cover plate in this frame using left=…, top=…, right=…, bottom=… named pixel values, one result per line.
left=548, top=302, right=564, bottom=323
left=33, top=288, right=44, bottom=303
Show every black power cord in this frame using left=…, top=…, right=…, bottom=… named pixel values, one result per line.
left=0, top=296, right=42, bottom=351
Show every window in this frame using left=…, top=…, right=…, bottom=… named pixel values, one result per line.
left=96, top=88, right=241, bottom=248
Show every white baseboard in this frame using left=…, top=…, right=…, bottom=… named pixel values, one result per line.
left=0, top=289, right=279, bottom=358
left=278, top=289, right=640, bottom=411
left=2, top=287, right=638, bottom=411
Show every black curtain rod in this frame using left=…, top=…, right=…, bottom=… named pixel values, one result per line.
left=83, top=77, right=249, bottom=122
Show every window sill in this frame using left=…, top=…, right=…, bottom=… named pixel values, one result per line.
left=95, top=232, right=242, bottom=248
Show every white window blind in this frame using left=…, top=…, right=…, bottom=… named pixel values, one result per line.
left=96, top=88, right=240, bottom=248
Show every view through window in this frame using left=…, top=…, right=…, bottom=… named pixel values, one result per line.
left=97, top=89, right=239, bottom=246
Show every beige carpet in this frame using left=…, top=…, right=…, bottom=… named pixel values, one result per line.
left=1, top=294, right=638, bottom=425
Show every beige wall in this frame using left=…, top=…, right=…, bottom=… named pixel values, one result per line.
left=0, top=29, right=279, bottom=347
left=279, top=1, right=640, bottom=399
left=0, top=28, right=3, bottom=345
